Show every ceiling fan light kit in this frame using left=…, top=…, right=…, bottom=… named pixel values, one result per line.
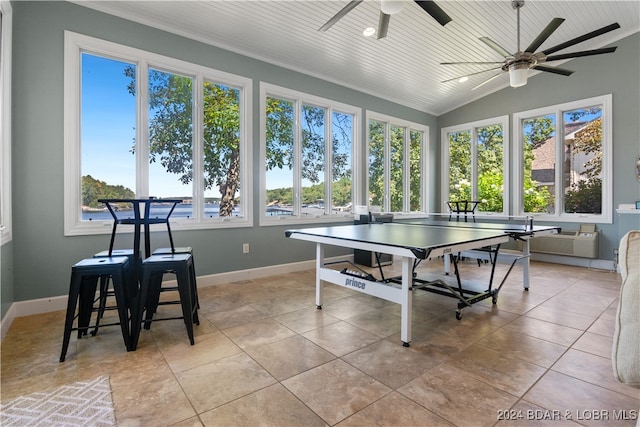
left=440, top=0, right=620, bottom=89
left=509, top=64, right=528, bottom=87
left=380, top=0, right=404, bottom=15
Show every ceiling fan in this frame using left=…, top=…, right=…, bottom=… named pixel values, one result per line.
left=441, top=0, right=620, bottom=89
left=319, top=0, right=452, bottom=39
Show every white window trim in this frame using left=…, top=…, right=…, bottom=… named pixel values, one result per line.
left=441, top=115, right=510, bottom=217
left=513, top=94, right=612, bottom=224
left=64, top=31, right=253, bottom=236
left=0, top=0, right=12, bottom=245
left=366, top=110, right=430, bottom=218
left=259, top=82, right=361, bottom=226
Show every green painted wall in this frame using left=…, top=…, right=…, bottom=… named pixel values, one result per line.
left=1, top=241, right=13, bottom=317
left=6, top=1, right=436, bottom=306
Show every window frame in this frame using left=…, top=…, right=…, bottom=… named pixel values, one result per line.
left=259, top=82, right=361, bottom=226
left=64, top=31, right=253, bottom=236
left=0, top=0, right=12, bottom=245
left=366, top=110, right=430, bottom=216
left=441, top=115, right=510, bottom=217
left=513, top=94, right=613, bottom=223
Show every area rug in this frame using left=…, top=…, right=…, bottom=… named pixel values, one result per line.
left=0, top=375, right=116, bottom=426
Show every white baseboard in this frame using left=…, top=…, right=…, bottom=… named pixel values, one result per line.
left=0, top=256, right=331, bottom=341
left=1, top=303, right=16, bottom=339
left=195, top=258, right=318, bottom=287
left=529, top=253, right=615, bottom=271
left=1, top=252, right=613, bottom=341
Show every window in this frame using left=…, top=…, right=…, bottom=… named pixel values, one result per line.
left=260, top=83, right=359, bottom=224
left=367, top=112, right=429, bottom=214
left=0, top=1, right=11, bottom=245
left=514, top=95, right=612, bottom=223
left=442, top=116, right=509, bottom=215
left=64, top=32, right=252, bottom=235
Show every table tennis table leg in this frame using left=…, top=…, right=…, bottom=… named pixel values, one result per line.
left=443, top=255, right=451, bottom=275
left=315, top=243, right=324, bottom=309
left=522, top=239, right=531, bottom=290
left=400, top=257, right=412, bottom=347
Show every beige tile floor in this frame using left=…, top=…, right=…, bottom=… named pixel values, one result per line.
left=1, top=259, right=639, bottom=426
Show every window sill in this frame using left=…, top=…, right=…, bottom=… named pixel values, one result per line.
left=64, top=218, right=253, bottom=237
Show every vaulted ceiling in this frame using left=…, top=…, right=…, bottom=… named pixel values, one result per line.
left=72, top=1, right=640, bottom=115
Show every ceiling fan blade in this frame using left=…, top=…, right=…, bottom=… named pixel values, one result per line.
left=441, top=66, right=503, bottom=83
left=414, top=1, right=452, bottom=26
left=471, top=73, right=503, bottom=90
left=545, top=46, right=617, bottom=61
left=525, top=18, right=565, bottom=53
left=542, top=23, right=620, bottom=55
left=318, top=0, right=363, bottom=32
left=532, top=65, right=574, bottom=76
left=441, top=61, right=504, bottom=65
left=377, top=11, right=390, bottom=39
left=480, top=37, right=512, bottom=58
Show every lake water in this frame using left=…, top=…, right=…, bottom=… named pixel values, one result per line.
left=82, top=203, right=293, bottom=221
left=82, top=203, right=243, bottom=221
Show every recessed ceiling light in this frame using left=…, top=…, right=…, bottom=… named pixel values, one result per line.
left=363, top=27, right=376, bottom=37
left=458, top=76, right=469, bottom=83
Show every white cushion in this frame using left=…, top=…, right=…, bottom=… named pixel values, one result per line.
left=612, top=230, right=640, bottom=388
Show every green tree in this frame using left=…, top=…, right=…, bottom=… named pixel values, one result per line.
left=126, top=68, right=245, bottom=216
left=572, top=118, right=602, bottom=178
left=368, top=120, right=385, bottom=207
left=564, top=117, right=603, bottom=213
left=389, top=126, right=404, bottom=212
left=522, top=116, right=555, bottom=213
left=565, top=178, right=602, bottom=213
left=476, top=125, right=503, bottom=212
left=409, top=130, right=422, bottom=211
left=82, top=175, right=135, bottom=208
left=448, top=130, right=472, bottom=201
left=265, top=99, right=352, bottom=210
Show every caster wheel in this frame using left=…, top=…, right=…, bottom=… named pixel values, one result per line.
left=316, top=305, right=322, bottom=310
left=455, top=311, right=462, bottom=320
left=524, top=288, right=529, bottom=292
left=492, top=296, right=498, bottom=304
left=402, top=342, right=410, bottom=347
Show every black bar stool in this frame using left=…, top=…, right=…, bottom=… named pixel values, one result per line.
left=92, top=249, right=137, bottom=335
left=151, top=247, right=199, bottom=310
left=131, top=253, right=199, bottom=350
left=60, top=256, right=132, bottom=362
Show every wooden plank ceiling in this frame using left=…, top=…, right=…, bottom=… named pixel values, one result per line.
left=72, top=0, right=640, bottom=115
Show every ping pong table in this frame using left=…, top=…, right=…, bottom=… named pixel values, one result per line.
left=401, top=218, right=560, bottom=290
left=286, top=222, right=519, bottom=347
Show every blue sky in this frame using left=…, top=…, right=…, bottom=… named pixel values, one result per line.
left=82, top=53, right=354, bottom=198
left=82, top=54, right=193, bottom=197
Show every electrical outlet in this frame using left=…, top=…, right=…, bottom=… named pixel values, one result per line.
left=243, top=243, right=250, bottom=254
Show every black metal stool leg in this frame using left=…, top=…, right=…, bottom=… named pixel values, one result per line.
left=91, top=275, right=110, bottom=336
left=131, top=268, right=152, bottom=351
left=111, top=268, right=132, bottom=351
left=143, top=272, right=163, bottom=330
left=175, top=267, right=195, bottom=345
left=78, top=276, right=99, bottom=338
left=60, top=274, right=82, bottom=362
